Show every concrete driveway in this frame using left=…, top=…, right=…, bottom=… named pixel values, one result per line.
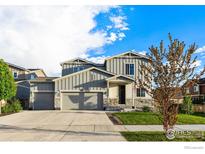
left=0, top=110, right=125, bottom=141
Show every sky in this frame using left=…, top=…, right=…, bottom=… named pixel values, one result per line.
left=0, top=5, right=205, bottom=76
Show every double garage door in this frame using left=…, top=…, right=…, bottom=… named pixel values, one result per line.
left=33, top=92, right=54, bottom=110
left=61, top=92, right=103, bottom=110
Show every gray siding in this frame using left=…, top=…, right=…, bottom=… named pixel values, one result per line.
left=106, top=56, right=148, bottom=80
left=16, top=81, right=30, bottom=100
left=55, top=69, right=112, bottom=92
left=62, top=63, right=93, bottom=76
left=61, top=62, right=105, bottom=76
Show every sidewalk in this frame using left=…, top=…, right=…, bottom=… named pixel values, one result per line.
left=118, top=125, right=205, bottom=131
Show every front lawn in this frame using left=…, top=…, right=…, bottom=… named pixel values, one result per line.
left=113, top=112, right=205, bottom=125
left=121, top=131, right=205, bottom=141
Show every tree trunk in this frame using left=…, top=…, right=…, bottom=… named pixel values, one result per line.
left=163, top=100, right=170, bottom=132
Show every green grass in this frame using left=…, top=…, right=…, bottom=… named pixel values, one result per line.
left=121, top=131, right=205, bottom=141
left=113, top=112, right=205, bottom=125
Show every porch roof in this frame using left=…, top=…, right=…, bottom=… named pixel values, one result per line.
left=106, top=75, right=135, bottom=84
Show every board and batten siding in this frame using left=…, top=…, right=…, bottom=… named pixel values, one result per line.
left=106, top=57, right=148, bottom=80
left=62, top=63, right=106, bottom=76
left=55, top=69, right=112, bottom=92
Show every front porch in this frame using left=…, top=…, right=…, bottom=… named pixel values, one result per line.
left=105, top=75, right=135, bottom=109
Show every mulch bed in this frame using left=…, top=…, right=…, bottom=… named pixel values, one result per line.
left=106, top=113, right=123, bottom=125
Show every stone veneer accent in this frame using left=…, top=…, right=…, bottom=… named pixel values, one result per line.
left=105, top=98, right=154, bottom=110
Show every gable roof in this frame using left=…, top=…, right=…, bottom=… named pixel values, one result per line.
left=106, top=75, right=135, bottom=82
left=60, top=58, right=104, bottom=66
left=6, top=62, right=29, bottom=71
left=28, top=68, right=47, bottom=77
left=53, top=67, right=115, bottom=81
left=105, top=51, right=149, bottom=61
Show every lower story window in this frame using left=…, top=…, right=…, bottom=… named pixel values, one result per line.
left=136, top=88, right=146, bottom=97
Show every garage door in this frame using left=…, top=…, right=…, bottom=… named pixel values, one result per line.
left=61, top=92, right=103, bottom=110
left=33, top=92, right=54, bottom=110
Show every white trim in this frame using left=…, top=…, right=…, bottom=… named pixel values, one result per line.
left=124, top=63, right=135, bottom=76
left=105, top=51, right=149, bottom=61
left=106, top=74, right=135, bottom=82
left=60, top=57, right=103, bottom=66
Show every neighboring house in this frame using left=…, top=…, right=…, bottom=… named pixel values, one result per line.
left=17, top=77, right=57, bottom=109
left=53, top=51, right=153, bottom=110
left=7, top=62, right=47, bottom=81
left=184, top=78, right=205, bottom=103
left=6, top=62, right=49, bottom=109
left=7, top=62, right=30, bottom=81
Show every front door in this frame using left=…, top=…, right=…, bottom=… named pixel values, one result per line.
left=119, top=85, right=125, bottom=104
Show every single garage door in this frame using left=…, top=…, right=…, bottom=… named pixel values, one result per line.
left=61, top=92, right=103, bottom=110
left=33, top=92, right=54, bottom=110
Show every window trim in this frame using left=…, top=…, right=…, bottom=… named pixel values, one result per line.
left=125, top=63, right=135, bottom=76
left=136, top=88, right=146, bottom=97
left=13, top=71, right=18, bottom=79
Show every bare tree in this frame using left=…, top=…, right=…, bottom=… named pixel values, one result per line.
left=139, top=33, right=205, bottom=132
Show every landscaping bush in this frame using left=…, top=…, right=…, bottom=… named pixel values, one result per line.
left=179, top=96, right=193, bottom=114
left=1, top=99, right=22, bottom=114
left=142, top=106, right=151, bottom=112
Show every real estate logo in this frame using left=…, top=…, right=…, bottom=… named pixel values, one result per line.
left=166, top=129, right=175, bottom=140
left=166, top=129, right=205, bottom=140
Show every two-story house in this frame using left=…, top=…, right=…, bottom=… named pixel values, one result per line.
left=184, top=78, right=205, bottom=103
left=7, top=62, right=47, bottom=81
left=53, top=51, right=153, bottom=110
left=6, top=62, right=49, bottom=109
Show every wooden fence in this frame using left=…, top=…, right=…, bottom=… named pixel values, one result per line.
left=193, top=104, right=205, bottom=113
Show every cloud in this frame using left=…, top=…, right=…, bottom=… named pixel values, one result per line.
left=109, top=15, right=129, bottom=31
left=0, top=6, right=128, bottom=76
left=195, top=46, right=205, bottom=54
left=86, top=55, right=109, bottom=64
left=107, top=32, right=118, bottom=42
left=138, top=51, right=147, bottom=55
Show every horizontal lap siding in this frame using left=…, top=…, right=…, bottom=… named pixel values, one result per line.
left=55, top=69, right=112, bottom=91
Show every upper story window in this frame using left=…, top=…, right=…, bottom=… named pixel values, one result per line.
left=13, top=71, right=18, bottom=79
left=30, top=74, right=35, bottom=80
left=194, top=85, right=199, bottom=92
left=125, top=64, right=135, bottom=75
left=136, top=88, right=145, bottom=97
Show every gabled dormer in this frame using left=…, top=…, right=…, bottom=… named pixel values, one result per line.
left=60, top=58, right=105, bottom=76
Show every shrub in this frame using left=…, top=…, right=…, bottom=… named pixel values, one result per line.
left=142, top=106, right=151, bottom=112
left=179, top=95, right=193, bottom=114
left=1, top=99, right=22, bottom=114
